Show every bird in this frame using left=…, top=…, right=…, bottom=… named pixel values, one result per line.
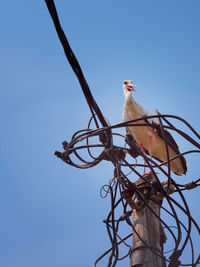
left=123, top=80, right=187, bottom=175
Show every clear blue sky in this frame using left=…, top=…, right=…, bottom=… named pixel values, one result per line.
left=1, top=0, right=200, bottom=266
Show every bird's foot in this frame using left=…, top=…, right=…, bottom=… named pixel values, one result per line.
left=142, top=172, right=151, bottom=177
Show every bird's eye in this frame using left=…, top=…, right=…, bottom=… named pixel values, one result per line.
left=124, top=81, right=128, bottom=85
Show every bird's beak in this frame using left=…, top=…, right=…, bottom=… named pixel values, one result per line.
left=127, top=83, right=137, bottom=91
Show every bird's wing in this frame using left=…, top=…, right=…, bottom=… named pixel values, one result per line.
left=150, top=121, right=179, bottom=151
left=135, top=101, right=179, bottom=149
left=141, top=110, right=187, bottom=173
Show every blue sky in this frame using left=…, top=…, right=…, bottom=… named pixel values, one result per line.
left=1, top=0, right=200, bottom=266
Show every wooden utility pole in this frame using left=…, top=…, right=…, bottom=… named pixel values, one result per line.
left=123, top=173, right=169, bottom=267
left=130, top=200, right=166, bottom=267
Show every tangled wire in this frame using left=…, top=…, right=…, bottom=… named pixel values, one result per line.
left=44, top=1, right=200, bottom=266
left=55, top=114, right=200, bottom=266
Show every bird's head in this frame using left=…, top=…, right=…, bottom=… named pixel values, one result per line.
left=123, top=80, right=137, bottom=94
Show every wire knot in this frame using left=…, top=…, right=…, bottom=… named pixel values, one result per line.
left=101, top=147, right=126, bottom=162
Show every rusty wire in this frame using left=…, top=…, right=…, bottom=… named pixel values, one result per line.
left=44, top=1, right=200, bottom=266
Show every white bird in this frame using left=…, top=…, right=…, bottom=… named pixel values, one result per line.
left=123, top=80, right=187, bottom=175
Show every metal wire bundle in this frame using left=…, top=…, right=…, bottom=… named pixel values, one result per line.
left=55, top=114, right=200, bottom=266
left=44, top=1, right=200, bottom=266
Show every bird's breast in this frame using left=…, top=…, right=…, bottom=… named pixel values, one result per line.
left=123, top=98, right=153, bottom=144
